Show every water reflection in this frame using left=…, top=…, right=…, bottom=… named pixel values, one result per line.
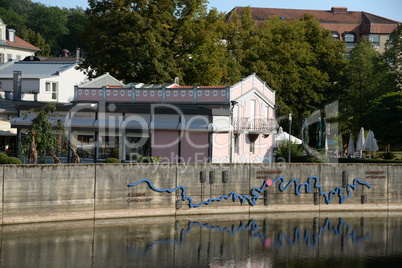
left=1, top=214, right=401, bottom=267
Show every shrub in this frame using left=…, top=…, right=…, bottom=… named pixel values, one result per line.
left=5, top=157, right=22, bottom=164
left=0, top=153, right=7, bottom=161
left=379, top=152, right=397, bottom=160
left=276, top=143, right=305, bottom=161
left=105, top=158, right=121, bottom=163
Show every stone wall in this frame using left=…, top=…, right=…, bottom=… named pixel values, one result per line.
left=1, top=163, right=400, bottom=224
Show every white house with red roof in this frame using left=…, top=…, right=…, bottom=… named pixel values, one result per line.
left=0, top=18, right=39, bottom=64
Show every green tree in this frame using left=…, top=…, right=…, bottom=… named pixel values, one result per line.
left=21, top=103, right=64, bottom=164
left=383, top=24, right=402, bottom=88
left=231, top=13, right=347, bottom=133
left=0, top=6, right=25, bottom=29
left=19, top=27, right=51, bottom=56
left=80, top=0, right=209, bottom=84
left=176, top=8, right=231, bottom=85
left=0, top=0, right=34, bottom=14
left=26, top=4, right=69, bottom=55
left=59, top=7, right=87, bottom=54
left=342, top=38, right=396, bottom=134
left=363, top=92, right=402, bottom=147
left=224, top=7, right=259, bottom=83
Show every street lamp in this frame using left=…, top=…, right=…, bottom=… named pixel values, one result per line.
left=288, top=113, right=292, bottom=163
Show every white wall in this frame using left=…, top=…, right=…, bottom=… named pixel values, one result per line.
left=0, top=47, right=35, bottom=63
left=37, top=67, right=88, bottom=103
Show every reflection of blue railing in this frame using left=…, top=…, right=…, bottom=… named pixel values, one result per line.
left=127, top=177, right=372, bottom=207
left=127, top=218, right=371, bottom=256
left=273, top=218, right=371, bottom=248
left=127, top=220, right=263, bottom=256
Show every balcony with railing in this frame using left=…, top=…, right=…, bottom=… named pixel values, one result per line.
left=232, top=117, right=278, bottom=134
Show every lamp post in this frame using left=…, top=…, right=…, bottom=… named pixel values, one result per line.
left=288, top=113, right=292, bottom=163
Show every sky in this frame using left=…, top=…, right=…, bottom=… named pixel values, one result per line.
left=35, top=0, right=402, bottom=22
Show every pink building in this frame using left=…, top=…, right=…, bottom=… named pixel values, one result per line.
left=13, top=73, right=277, bottom=163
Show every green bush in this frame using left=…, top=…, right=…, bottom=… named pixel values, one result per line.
left=277, top=143, right=304, bottom=159
left=5, top=157, right=22, bottom=164
left=105, top=158, right=121, bottom=163
left=0, top=153, right=7, bottom=161
left=379, top=152, right=397, bottom=160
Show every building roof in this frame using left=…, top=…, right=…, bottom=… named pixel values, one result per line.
left=5, top=35, right=40, bottom=51
left=169, top=85, right=228, bottom=89
left=229, top=6, right=400, bottom=33
left=79, top=72, right=124, bottom=88
left=0, top=61, right=78, bottom=79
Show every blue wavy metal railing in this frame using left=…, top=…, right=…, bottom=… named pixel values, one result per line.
left=273, top=176, right=372, bottom=204
left=127, top=176, right=372, bottom=208
left=127, top=218, right=371, bottom=256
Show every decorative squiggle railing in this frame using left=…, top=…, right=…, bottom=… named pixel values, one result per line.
left=127, top=179, right=267, bottom=207
left=127, top=176, right=372, bottom=208
left=272, top=176, right=372, bottom=204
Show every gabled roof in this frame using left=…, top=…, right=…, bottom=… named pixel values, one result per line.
left=0, top=61, right=79, bottom=79
left=229, top=6, right=400, bottom=32
left=5, top=36, right=40, bottom=51
left=79, top=72, right=125, bottom=88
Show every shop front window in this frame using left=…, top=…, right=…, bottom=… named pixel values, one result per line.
left=125, top=135, right=150, bottom=161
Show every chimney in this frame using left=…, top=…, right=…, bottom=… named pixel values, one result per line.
left=13, top=70, right=22, bottom=101
left=61, top=49, right=69, bottom=58
left=76, top=48, right=80, bottom=61
left=331, top=7, right=348, bottom=13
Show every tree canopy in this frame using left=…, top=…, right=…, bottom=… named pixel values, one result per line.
left=0, top=0, right=87, bottom=56
left=224, top=12, right=348, bottom=132
left=339, top=38, right=397, bottom=134
left=383, top=23, right=402, bottom=88
left=363, top=92, right=402, bottom=147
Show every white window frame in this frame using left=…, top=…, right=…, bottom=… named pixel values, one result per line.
left=45, top=81, right=58, bottom=100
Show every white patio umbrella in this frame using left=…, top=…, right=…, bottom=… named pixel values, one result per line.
left=275, top=127, right=302, bottom=147
left=356, top=127, right=365, bottom=157
left=363, top=130, right=379, bottom=153
left=347, top=133, right=355, bottom=156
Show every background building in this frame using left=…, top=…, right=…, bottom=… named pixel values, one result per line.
left=12, top=73, right=278, bottom=163
left=0, top=18, right=39, bottom=64
left=229, top=6, right=401, bottom=53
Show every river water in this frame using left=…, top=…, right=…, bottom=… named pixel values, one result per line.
left=1, top=212, right=401, bottom=267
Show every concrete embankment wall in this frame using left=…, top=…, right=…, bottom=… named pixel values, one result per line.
left=1, top=163, right=401, bottom=224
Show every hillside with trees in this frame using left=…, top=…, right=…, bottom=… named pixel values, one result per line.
left=0, top=0, right=86, bottom=56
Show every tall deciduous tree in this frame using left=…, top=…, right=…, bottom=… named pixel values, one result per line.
left=342, top=38, right=396, bottom=134
left=21, top=103, right=64, bottom=164
left=383, top=24, right=402, bottom=89
left=26, top=4, right=69, bottom=55
left=363, top=92, right=402, bottom=146
left=175, top=8, right=231, bottom=85
left=81, top=0, right=209, bottom=84
left=226, top=11, right=347, bottom=133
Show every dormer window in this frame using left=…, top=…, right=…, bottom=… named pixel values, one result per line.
left=344, top=33, right=355, bottom=43
left=7, top=29, right=15, bottom=42
left=331, top=31, right=340, bottom=40
left=343, top=32, right=355, bottom=49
